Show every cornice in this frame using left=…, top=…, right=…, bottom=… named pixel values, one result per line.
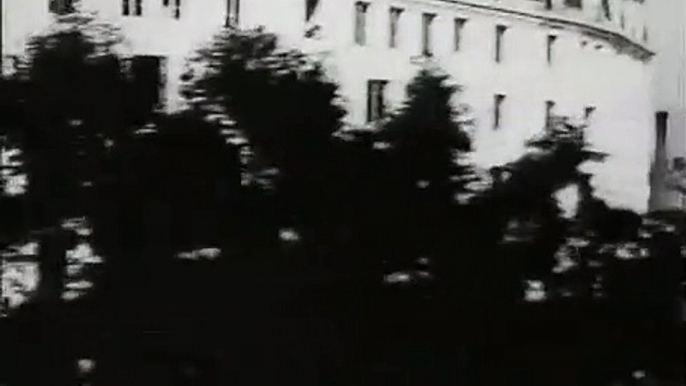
left=418, top=0, right=654, bottom=61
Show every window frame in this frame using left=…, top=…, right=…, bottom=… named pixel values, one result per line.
left=421, top=13, right=436, bottom=56
left=454, top=17, right=467, bottom=51
left=546, top=34, right=557, bottom=65
left=389, top=7, right=404, bottom=49
left=495, top=25, right=507, bottom=63
left=367, top=80, right=388, bottom=123
left=354, top=2, right=370, bottom=46
left=545, top=100, right=556, bottom=129
left=494, top=94, right=506, bottom=130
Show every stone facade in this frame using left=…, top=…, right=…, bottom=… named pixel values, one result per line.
left=1, top=0, right=655, bottom=212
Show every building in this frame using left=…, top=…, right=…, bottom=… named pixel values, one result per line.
left=2, top=0, right=655, bottom=212
left=647, top=0, right=686, bottom=211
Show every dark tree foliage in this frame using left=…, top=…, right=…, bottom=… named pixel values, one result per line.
left=91, top=110, right=242, bottom=311
left=9, top=14, right=133, bottom=228
left=183, top=28, right=345, bottom=186
left=371, top=68, right=473, bottom=274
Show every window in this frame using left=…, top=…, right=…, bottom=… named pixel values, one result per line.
left=389, top=7, right=403, bottom=48
left=421, top=13, right=435, bottom=56
left=494, top=94, right=506, bottom=130
left=367, top=80, right=388, bottom=122
left=495, top=25, right=507, bottom=63
left=226, top=0, right=240, bottom=27
left=172, top=0, right=181, bottom=19
left=601, top=0, right=612, bottom=20
left=642, top=26, right=649, bottom=43
left=656, top=111, right=669, bottom=151
left=354, top=2, right=370, bottom=45
left=122, top=0, right=142, bottom=16
left=620, top=13, right=625, bottom=29
left=49, top=0, right=75, bottom=14
left=564, top=0, right=582, bottom=9
left=130, top=56, right=164, bottom=110
left=545, top=100, right=556, bottom=129
left=306, top=0, right=321, bottom=22
left=454, top=18, right=467, bottom=51
left=546, top=35, right=556, bottom=65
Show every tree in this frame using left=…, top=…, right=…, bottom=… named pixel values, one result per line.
left=11, top=13, right=132, bottom=228
left=377, top=69, right=473, bottom=270
left=183, top=28, right=345, bottom=231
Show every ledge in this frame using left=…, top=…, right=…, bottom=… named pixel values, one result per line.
left=432, top=0, right=654, bottom=61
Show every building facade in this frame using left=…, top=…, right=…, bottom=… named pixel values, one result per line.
left=647, top=0, right=686, bottom=211
left=2, top=0, right=655, bottom=212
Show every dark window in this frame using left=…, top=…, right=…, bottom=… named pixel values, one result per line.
left=367, top=80, right=388, bottom=122
left=421, top=13, right=435, bottom=56
left=173, top=0, right=181, bottom=19
left=306, top=0, right=321, bottom=22
left=602, top=0, right=612, bottom=20
left=494, top=94, right=505, bottom=130
left=564, top=0, right=582, bottom=9
left=546, top=35, right=556, bottom=65
left=163, top=0, right=170, bottom=6
left=389, top=7, right=403, bottom=48
left=355, top=2, right=369, bottom=45
left=543, top=0, right=552, bottom=10
left=454, top=18, right=467, bottom=51
left=131, top=56, right=163, bottom=111
left=656, top=111, right=669, bottom=150
left=495, top=25, right=507, bottom=63
left=123, top=0, right=143, bottom=16
left=226, top=0, right=240, bottom=27
left=545, top=100, right=556, bottom=129
left=49, top=0, right=75, bottom=14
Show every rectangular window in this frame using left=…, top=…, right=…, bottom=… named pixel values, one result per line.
left=601, top=0, right=612, bottom=20
left=354, top=2, right=370, bottom=46
left=546, top=35, right=556, bottom=65
left=494, top=94, right=506, bottom=130
left=131, top=56, right=163, bottom=109
left=545, top=100, right=556, bottom=129
left=173, top=0, right=181, bottom=19
left=564, top=0, right=582, bottom=9
left=495, top=25, right=507, bottom=63
left=49, top=0, right=75, bottom=14
left=421, top=13, right=435, bottom=56
left=226, top=0, right=240, bottom=27
left=367, top=80, right=388, bottom=122
left=306, top=0, right=321, bottom=22
left=656, top=111, right=669, bottom=150
left=454, top=18, right=467, bottom=51
left=122, top=0, right=143, bottom=16
left=389, top=7, right=403, bottom=48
